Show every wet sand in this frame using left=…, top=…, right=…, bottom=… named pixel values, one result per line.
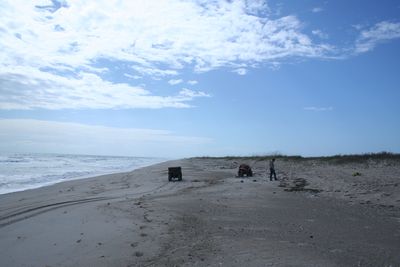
left=0, top=157, right=399, bottom=266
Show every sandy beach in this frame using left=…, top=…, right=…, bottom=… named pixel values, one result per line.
left=1, top=157, right=399, bottom=267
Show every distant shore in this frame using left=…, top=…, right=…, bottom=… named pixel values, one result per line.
left=1, top=156, right=399, bottom=266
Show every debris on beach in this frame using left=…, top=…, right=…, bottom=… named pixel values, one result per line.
left=280, top=177, right=322, bottom=193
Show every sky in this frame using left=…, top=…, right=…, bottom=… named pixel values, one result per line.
left=0, top=0, right=399, bottom=158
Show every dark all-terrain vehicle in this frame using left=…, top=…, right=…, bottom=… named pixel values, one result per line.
left=238, top=164, right=253, bottom=177
left=168, top=167, right=182, bottom=181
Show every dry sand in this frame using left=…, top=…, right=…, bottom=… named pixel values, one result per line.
left=0, top=157, right=399, bottom=266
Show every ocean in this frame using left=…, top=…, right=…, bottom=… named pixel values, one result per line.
left=0, top=153, right=165, bottom=195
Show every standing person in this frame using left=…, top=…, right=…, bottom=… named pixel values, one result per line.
left=269, top=158, right=277, bottom=181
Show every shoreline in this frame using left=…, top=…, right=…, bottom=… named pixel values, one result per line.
left=1, top=157, right=399, bottom=266
left=0, top=154, right=169, bottom=196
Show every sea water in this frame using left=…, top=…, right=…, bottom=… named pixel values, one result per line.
left=0, top=153, right=165, bottom=195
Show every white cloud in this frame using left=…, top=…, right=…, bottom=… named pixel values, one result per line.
left=0, top=119, right=212, bottom=157
left=0, top=66, right=208, bottom=109
left=130, top=66, right=179, bottom=78
left=245, top=0, right=269, bottom=15
left=5, top=1, right=397, bottom=110
left=303, top=106, right=333, bottom=112
left=0, top=0, right=332, bottom=75
left=0, top=0, right=333, bottom=110
left=312, top=30, right=329, bottom=39
left=179, top=88, right=210, bottom=99
left=355, top=21, right=400, bottom=53
left=124, top=73, right=142, bottom=80
left=312, top=7, right=323, bottom=13
left=168, top=79, right=183, bottom=85
left=187, top=80, right=198, bottom=85
left=233, top=68, right=247, bottom=75
left=269, top=62, right=281, bottom=70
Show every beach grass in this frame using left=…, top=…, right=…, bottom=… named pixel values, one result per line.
left=193, top=152, right=400, bottom=164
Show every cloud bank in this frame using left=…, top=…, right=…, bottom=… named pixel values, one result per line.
left=0, top=67, right=208, bottom=109
left=0, top=0, right=333, bottom=110
left=1, top=0, right=333, bottom=71
left=0, top=1, right=399, bottom=110
left=0, top=119, right=212, bottom=157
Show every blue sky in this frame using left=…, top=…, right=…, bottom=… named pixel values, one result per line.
left=0, top=0, right=399, bottom=157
